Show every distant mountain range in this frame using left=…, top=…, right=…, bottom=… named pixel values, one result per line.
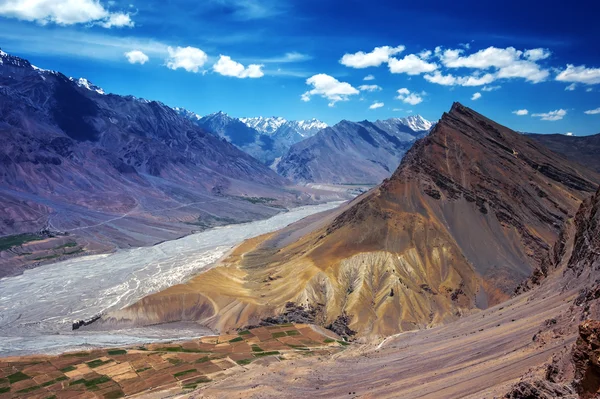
left=0, top=49, right=317, bottom=275
left=276, top=116, right=434, bottom=184
left=175, top=111, right=327, bottom=165
left=529, top=132, right=600, bottom=173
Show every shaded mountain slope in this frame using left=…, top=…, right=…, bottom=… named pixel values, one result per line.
left=0, top=50, right=320, bottom=276
left=103, top=103, right=598, bottom=339
left=529, top=133, right=600, bottom=173
left=276, top=117, right=431, bottom=184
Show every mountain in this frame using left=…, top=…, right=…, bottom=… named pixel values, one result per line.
left=529, top=132, right=600, bottom=173
left=0, top=50, right=309, bottom=276
left=181, top=113, right=328, bottom=165
left=103, top=103, right=598, bottom=338
left=275, top=117, right=432, bottom=184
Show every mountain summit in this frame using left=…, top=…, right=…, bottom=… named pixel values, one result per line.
left=105, top=103, right=598, bottom=337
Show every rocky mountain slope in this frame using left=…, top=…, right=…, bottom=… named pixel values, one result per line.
left=104, top=103, right=598, bottom=339
left=529, top=132, right=600, bottom=173
left=276, top=116, right=432, bottom=184
left=0, top=50, right=316, bottom=276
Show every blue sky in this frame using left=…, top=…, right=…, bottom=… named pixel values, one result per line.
left=0, top=0, right=599, bottom=135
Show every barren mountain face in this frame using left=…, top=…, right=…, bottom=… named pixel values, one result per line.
left=104, top=103, right=598, bottom=338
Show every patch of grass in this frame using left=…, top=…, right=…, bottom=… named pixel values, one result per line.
left=0, top=233, right=42, bottom=251
left=286, top=330, right=300, bottom=336
left=41, top=376, right=68, bottom=387
left=135, top=367, right=151, bottom=373
left=0, top=387, right=10, bottom=394
left=182, top=384, right=198, bottom=390
left=168, top=358, right=182, bottom=365
left=44, top=396, right=57, bottom=399
left=70, top=379, right=86, bottom=386
left=107, top=349, right=127, bottom=355
left=195, top=357, right=211, bottom=364
left=104, top=390, right=124, bottom=399
left=86, top=359, right=112, bottom=368
left=60, top=365, right=77, bottom=372
left=337, top=340, right=350, bottom=346
left=173, top=369, right=197, bottom=378
left=137, top=346, right=148, bottom=351
left=83, top=376, right=111, bottom=388
left=229, top=337, right=244, bottom=343
left=155, top=346, right=209, bottom=353
left=7, top=371, right=30, bottom=384
left=238, top=330, right=251, bottom=335
left=323, top=338, right=335, bottom=343
left=272, top=332, right=287, bottom=338
left=236, top=359, right=253, bottom=366
left=0, top=377, right=8, bottom=384
left=54, top=242, right=77, bottom=250
left=254, top=351, right=280, bottom=357
left=17, top=385, right=41, bottom=393
left=237, top=196, right=276, bottom=204
left=287, top=344, right=309, bottom=350
left=251, top=345, right=264, bottom=352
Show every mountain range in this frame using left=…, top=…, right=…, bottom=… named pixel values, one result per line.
left=529, top=132, right=600, bottom=173
left=0, top=50, right=333, bottom=276
left=104, top=103, right=599, bottom=339
left=276, top=116, right=434, bottom=184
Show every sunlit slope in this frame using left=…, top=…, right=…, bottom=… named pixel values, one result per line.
left=105, top=103, right=598, bottom=338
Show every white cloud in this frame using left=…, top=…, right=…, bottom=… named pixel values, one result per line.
left=301, top=74, right=359, bottom=106
left=495, top=60, right=549, bottom=83
left=388, top=54, right=438, bottom=75
left=481, top=85, right=501, bottom=91
left=340, top=45, right=405, bottom=68
left=358, top=84, right=382, bottom=92
left=523, top=48, right=551, bottom=61
left=565, top=132, right=574, bottom=136
left=0, top=0, right=133, bottom=28
left=565, top=83, right=577, bottom=91
left=513, top=109, right=529, bottom=116
left=584, top=107, right=600, bottom=115
left=363, top=74, right=375, bottom=81
left=166, top=46, right=208, bottom=73
left=396, top=88, right=423, bottom=105
left=423, top=71, right=495, bottom=86
left=125, top=50, right=149, bottom=65
left=213, top=55, right=264, bottom=78
left=556, top=64, right=600, bottom=85
left=587, top=88, right=594, bottom=92
left=369, top=102, right=384, bottom=110
left=532, top=109, right=567, bottom=121
left=471, top=92, right=481, bottom=101
left=418, top=50, right=433, bottom=59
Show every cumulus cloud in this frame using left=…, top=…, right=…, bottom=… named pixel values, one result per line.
left=358, top=84, right=382, bottom=92
left=584, top=108, right=600, bottom=115
left=125, top=50, right=149, bottom=65
left=481, top=85, right=501, bottom=91
left=301, top=74, right=359, bottom=106
left=340, top=45, right=405, bottom=68
left=587, top=88, right=594, bottom=92
left=423, top=71, right=495, bottom=86
left=396, top=88, right=423, bottom=105
left=0, top=0, right=134, bottom=28
left=556, top=64, right=600, bottom=85
left=431, top=46, right=550, bottom=84
left=388, top=54, right=438, bottom=75
left=364, top=74, right=375, bottom=81
left=513, top=109, right=529, bottom=116
left=369, top=102, right=384, bottom=110
left=565, top=83, right=577, bottom=91
left=471, top=92, right=481, bottom=101
left=532, top=109, right=567, bottom=121
left=166, top=46, right=208, bottom=73
left=213, top=55, right=264, bottom=78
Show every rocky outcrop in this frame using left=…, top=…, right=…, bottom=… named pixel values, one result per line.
left=573, top=320, right=600, bottom=398
left=529, top=133, right=600, bottom=173
left=504, top=380, right=576, bottom=398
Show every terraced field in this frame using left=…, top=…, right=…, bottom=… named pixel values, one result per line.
left=0, top=324, right=344, bottom=398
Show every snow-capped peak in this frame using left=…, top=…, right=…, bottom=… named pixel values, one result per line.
left=70, top=77, right=105, bottom=95
left=173, top=107, right=202, bottom=121
left=403, top=115, right=433, bottom=131
left=240, top=116, right=289, bottom=134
